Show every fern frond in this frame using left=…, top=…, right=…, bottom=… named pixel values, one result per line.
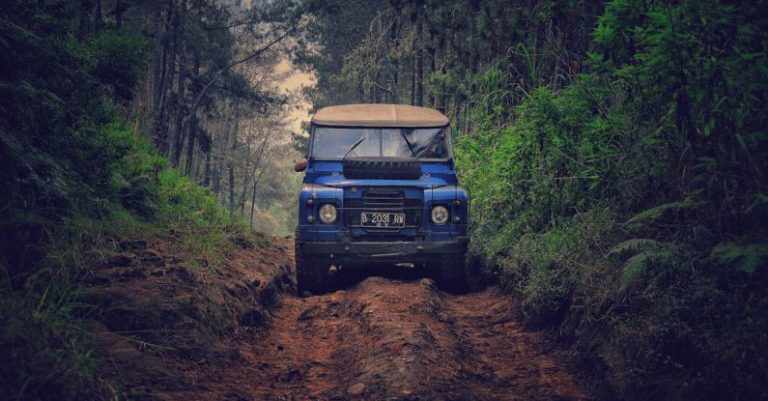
left=625, top=198, right=698, bottom=226
left=712, top=242, right=768, bottom=273
left=609, top=238, right=662, bottom=256
left=620, top=250, right=655, bottom=289
left=618, top=247, right=678, bottom=291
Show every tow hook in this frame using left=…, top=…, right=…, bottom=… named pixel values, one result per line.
left=328, top=265, right=339, bottom=277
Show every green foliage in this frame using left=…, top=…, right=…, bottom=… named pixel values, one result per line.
left=85, top=30, right=152, bottom=101
left=456, top=0, right=768, bottom=399
left=499, top=209, right=615, bottom=327
left=610, top=238, right=681, bottom=291
left=712, top=242, right=768, bottom=274
left=153, top=168, right=249, bottom=267
left=0, top=2, right=261, bottom=399
left=624, top=198, right=698, bottom=227
left=0, top=291, right=103, bottom=401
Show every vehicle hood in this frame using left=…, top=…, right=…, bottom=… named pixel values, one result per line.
left=305, top=161, right=458, bottom=188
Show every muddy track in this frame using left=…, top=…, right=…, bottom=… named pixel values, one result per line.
left=234, top=278, right=589, bottom=401
left=95, top=239, right=589, bottom=401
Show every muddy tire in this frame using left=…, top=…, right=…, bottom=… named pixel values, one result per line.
left=434, top=253, right=469, bottom=293
left=295, top=244, right=334, bottom=296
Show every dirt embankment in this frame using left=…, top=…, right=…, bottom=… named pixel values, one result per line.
left=88, top=240, right=589, bottom=401
left=85, top=236, right=292, bottom=400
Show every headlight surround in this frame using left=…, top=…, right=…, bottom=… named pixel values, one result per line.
left=318, top=204, right=337, bottom=224
left=431, top=205, right=449, bottom=225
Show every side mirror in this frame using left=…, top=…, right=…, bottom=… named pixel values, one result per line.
left=294, top=158, right=308, bottom=172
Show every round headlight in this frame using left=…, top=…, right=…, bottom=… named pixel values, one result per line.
left=318, top=204, right=337, bottom=224
left=431, top=205, right=449, bottom=225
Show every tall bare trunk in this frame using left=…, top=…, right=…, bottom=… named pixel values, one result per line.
left=153, top=0, right=175, bottom=156
left=413, top=3, right=424, bottom=107
left=228, top=117, right=239, bottom=213
left=427, top=21, right=437, bottom=107
left=202, top=148, right=211, bottom=187
left=238, top=156, right=251, bottom=215
left=249, top=169, right=266, bottom=228
left=184, top=57, right=200, bottom=175
left=442, top=24, right=450, bottom=113
left=389, top=8, right=400, bottom=104
left=171, top=0, right=188, bottom=167
left=213, top=122, right=227, bottom=197
left=115, top=0, right=123, bottom=29
left=249, top=176, right=258, bottom=227
left=469, top=0, right=479, bottom=75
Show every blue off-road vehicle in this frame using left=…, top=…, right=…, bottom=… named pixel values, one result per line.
left=294, top=104, right=469, bottom=294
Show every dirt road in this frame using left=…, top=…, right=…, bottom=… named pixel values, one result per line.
left=237, top=277, right=590, bottom=401
left=95, top=239, right=589, bottom=401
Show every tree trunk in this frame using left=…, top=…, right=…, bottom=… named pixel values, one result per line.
left=469, top=0, right=479, bottom=75
left=228, top=161, right=235, bottom=212
left=95, top=0, right=102, bottom=28
left=412, top=3, right=424, bottom=107
left=213, top=122, right=227, bottom=197
left=203, top=149, right=211, bottom=187
left=239, top=156, right=251, bottom=215
left=427, top=21, right=437, bottom=107
left=171, top=0, right=188, bottom=167
left=213, top=156, right=221, bottom=198
left=228, top=117, right=239, bottom=213
left=389, top=7, right=400, bottom=104
left=249, top=169, right=267, bottom=228
left=115, top=0, right=123, bottom=29
left=78, top=0, right=91, bottom=36
left=439, top=18, right=449, bottom=114
left=249, top=175, right=258, bottom=227
left=153, top=0, right=175, bottom=157
left=184, top=57, right=200, bottom=175
left=184, top=115, right=197, bottom=174
left=241, top=132, right=270, bottom=218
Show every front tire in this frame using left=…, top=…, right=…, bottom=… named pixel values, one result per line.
left=434, top=253, right=468, bottom=293
left=295, top=244, right=335, bottom=296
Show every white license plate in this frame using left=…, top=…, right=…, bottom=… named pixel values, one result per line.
left=361, top=212, right=405, bottom=227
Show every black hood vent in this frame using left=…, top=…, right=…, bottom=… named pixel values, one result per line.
left=343, top=157, right=422, bottom=180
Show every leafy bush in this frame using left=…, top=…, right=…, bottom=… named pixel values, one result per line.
left=0, top=3, right=255, bottom=399
left=457, top=0, right=768, bottom=399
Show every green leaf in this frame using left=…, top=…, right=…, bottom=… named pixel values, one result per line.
left=712, top=242, right=768, bottom=273
left=609, top=238, right=662, bottom=256
left=626, top=198, right=698, bottom=226
left=620, top=250, right=655, bottom=289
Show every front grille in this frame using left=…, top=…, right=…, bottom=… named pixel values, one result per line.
left=344, top=188, right=422, bottom=228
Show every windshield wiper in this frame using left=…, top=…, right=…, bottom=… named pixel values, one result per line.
left=342, top=137, right=366, bottom=160
left=400, top=131, right=417, bottom=157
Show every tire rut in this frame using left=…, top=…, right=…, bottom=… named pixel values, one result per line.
left=243, top=277, right=589, bottom=401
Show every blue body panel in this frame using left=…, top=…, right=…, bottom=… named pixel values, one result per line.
left=296, top=155, right=468, bottom=265
left=298, top=159, right=468, bottom=247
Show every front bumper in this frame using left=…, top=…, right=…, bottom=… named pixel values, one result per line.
left=298, top=237, right=468, bottom=261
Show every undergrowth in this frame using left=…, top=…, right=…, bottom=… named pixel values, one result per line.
left=1, top=123, right=258, bottom=400
left=0, top=3, right=267, bottom=397
left=456, top=1, right=768, bottom=400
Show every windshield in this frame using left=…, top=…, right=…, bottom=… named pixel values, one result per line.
left=310, top=126, right=451, bottom=160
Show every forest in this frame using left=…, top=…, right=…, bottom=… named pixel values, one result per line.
left=1, top=0, right=767, bottom=400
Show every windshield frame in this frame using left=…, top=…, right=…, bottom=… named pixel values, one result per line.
left=308, top=124, right=454, bottom=162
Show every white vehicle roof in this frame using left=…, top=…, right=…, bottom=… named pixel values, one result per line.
left=311, top=104, right=449, bottom=128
